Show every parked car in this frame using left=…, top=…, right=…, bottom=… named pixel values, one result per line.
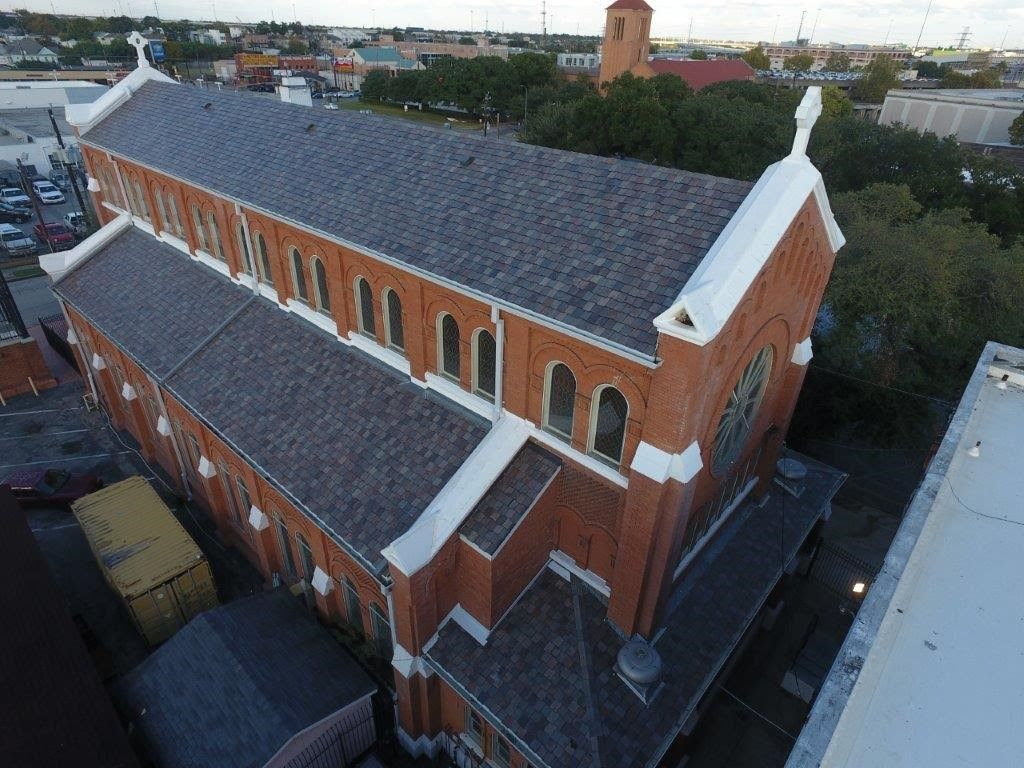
left=0, top=223, right=36, bottom=257
left=48, top=169, right=71, bottom=190
left=0, top=202, right=31, bottom=224
left=33, top=180, right=66, bottom=204
left=0, top=187, right=31, bottom=207
left=33, top=221, right=75, bottom=251
left=1, top=469, right=103, bottom=509
left=64, top=211, right=88, bottom=237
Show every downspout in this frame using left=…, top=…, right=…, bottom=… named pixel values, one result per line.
left=147, top=371, right=192, bottom=501
left=383, top=581, right=403, bottom=736
left=58, top=298, right=98, bottom=404
left=235, top=203, right=260, bottom=296
left=491, top=303, right=504, bottom=423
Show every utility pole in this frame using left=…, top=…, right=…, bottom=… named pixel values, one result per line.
left=809, top=9, right=820, bottom=44
left=913, top=0, right=933, bottom=55
left=48, top=107, right=94, bottom=231
left=542, top=0, right=547, bottom=47
left=16, top=159, right=52, bottom=254
left=795, top=10, right=806, bottom=45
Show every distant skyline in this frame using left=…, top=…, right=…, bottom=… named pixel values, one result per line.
left=23, top=1, right=1024, bottom=49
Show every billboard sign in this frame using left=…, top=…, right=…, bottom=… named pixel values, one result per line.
left=149, top=40, right=166, bottom=62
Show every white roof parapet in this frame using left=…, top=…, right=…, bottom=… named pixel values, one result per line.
left=41, top=214, right=132, bottom=282
left=65, top=32, right=175, bottom=135
left=654, top=87, right=844, bottom=348
left=382, top=414, right=532, bottom=576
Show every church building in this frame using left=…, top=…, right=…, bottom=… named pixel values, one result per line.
left=44, top=33, right=844, bottom=768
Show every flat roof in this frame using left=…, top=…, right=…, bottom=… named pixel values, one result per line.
left=788, top=342, right=1024, bottom=768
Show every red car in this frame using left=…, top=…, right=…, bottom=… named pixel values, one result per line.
left=1, top=469, right=103, bottom=508
left=33, top=221, right=76, bottom=251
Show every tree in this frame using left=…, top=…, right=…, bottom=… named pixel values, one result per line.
left=824, top=51, right=851, bottom=71
left=361, top=71, right=389, bottom=101
left=742, top=45, right=770, bottom=70
left=283, top=39, right=308, bottom=54
left=914, top=60, right=942, bottom=78
left=1011, top=112, right=1024, bottom=146
left=689, top=49, right=708, bottom=60
left=458, top=36, right=477, bottom=45
left=783, top=52, right=815, bottom=71
left=854, top=54, right=900, bottom=102
left=820, top=85, right=853, bottom=121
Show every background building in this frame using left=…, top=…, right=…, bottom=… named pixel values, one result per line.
left=879, top=89, right=1024, bottom=146
left=763, top=43, right=911, bottom=71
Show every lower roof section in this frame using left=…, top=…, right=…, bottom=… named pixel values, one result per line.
left=426, top=451, right=845, bottom=768
left=54, top=224, right=489, bottom=574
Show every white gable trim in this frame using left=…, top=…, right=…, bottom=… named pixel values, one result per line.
left=381, top=414, right=531, bottom=576
left=41, top=214, right=132, bottom=282
left=65, top=61, right=175, bottom=134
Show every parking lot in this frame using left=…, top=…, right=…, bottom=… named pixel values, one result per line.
left=1, top=178, right=95, bottom=260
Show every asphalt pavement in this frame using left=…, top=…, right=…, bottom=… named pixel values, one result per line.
left=9, top=273, right=61, bottom=322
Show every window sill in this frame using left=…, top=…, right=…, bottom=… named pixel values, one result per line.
left=424, top=372, right=492, bottom=420
left=287, top=298, right=339, bottom=336
left=193, top=250, right=232, bottom=278
left=350, top=332, right=412, bottom=376
left=234, top=273, right=257, bottom=290
left=101, top=201, right=128, bottom=216
left=258, top=283, right=280, bottom=305
left=131, top=217, right=155, bottom=235
left=159, top=232, right=191, bottom=255
left=531, top=426, right=628, bottom=489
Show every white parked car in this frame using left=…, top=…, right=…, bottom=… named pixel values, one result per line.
left=0, top=187, right=31, bottom=207
left=32, top=180, right=66, bottom=204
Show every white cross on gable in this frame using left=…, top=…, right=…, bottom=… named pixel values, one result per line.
left=126, top=30, right=150, bottom=69
left=789, top=86, right=822, bottom=159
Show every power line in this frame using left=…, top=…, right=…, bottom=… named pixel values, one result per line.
left=717, top=686, right=799, bottom=741
left=808, top=364, right=955, bottom=407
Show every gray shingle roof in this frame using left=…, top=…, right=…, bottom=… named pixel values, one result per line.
left=0, top=491, right=139, bottom=768
left=55, top=226, right=489, bottom=574
left=118, top=589, right=376, bottom=768
left=426, top=452, right=845, bottom=768
left=460, top=442, right=561, bottom=555
left=81, top=81, right=753, bottom=357
left=56, top=227, right=249, bottom=378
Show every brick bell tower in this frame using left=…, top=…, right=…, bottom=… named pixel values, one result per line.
left=599, top=0, right=654, bottom=87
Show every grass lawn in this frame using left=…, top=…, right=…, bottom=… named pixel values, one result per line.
left=334, top=99, right=483, bottom=131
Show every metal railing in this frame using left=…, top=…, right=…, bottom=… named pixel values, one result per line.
left=279, top=704, right=379, bottom=768
left=806, top=541, right=879, bottom=606
left=0, top=271, right=28, bottom=342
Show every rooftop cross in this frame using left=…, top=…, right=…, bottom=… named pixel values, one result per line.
left=789, top=86, right=822, bottom=159
left=126, top=30, right=150, bottom=69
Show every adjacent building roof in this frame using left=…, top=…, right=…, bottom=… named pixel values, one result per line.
left=459, top=442, right=561, bottom=555
left=54, top=225, right=489, bottom=574
left=79, top=80, right=753, bottom=358
left=353, top=46, right=403, bottom=64
left=648, top=59, right=756, bottom=91
left=788, top=343, right=1024, bottom=768
left=119, top=589, right=376, bottom=768
left=0, top=489, right=138, bottom=768
left=427, top=451, right=845, bottom=768
left=606, top=0, right=654, bottom=10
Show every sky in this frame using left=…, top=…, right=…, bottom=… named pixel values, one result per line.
left=26, top=0, right=1024, bottom=49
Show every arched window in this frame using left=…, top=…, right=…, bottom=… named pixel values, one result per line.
left=207, top=211, right=224, bottom=261
left=274, top=515, right=297, bottom=577
left=438, top=313, right=461, bottom=380
left=253, top=232, right=273, bottom=285
left=311, top=257, right=331, bottom=315
left=154, top=189, right=169, bottom=233
left=355, top=277, right=375, bottom=337
left=295, top=532, right=315, bottom=582
left=132, top=179, right=150, bottom=221
left=711, top=345, right=773, bottom=475
left=369, top=602, right=393, bottom=659
left=235, top=223, right=253, bottom=275
left=589, top=386, right=628, bottom=465
left=289, top=248, right=309, bottom=303
left=543, top=362, right=576, bottom=441
left=341, top=576, right=364, bottom=634
left=472, top=328, right=496, bottom=402
left=383, top=288, right=404, bottom=352
left=191, top=204, right=208, bottom=253
left=167, top=194, right=185, bottom=238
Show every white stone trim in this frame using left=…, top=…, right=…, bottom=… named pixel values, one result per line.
left=197, top=455, right=216, bottom=479
left=382, top=415, right=531, bottom=576
left=548, top=549, right=611, bottom=597
left=529, top=422, right=629, bottom=489
left=66, top=327, right=79, bottom=345
left=630, top=440, right=703, bottom=484
left=65, top=59, right=175, bottom=134
left=424, top=371, right=492, bottom=419
left=41, top=214, right=132, bottom=281
left=287, top=298, right=341, bottom=336
left=192, top=249, right=232, bottom=278
left=792, top=337, right=814, bottom=366
left=120, top=382, right=137, bottom=401
left=449, top=604, right=490, bottom=645
left=347, top=331, right=412, bottom=374
left=392, top=642, right=437, bottom=679
left=86, top=176, right=101, bottom=193
left=397, top=728, right=440, bottom=759
left=248, top=504, right=269, bottom=531
left=311, top=566, right=333, bottom=595
left=258, top=283, right=281, bottom=305
left=156, top=415, right=171, bottom=436
left=91, top=352, right=106, bottom=371
left=159, top=231, right=191, bottom=255
left=132, top=217, right=155, bottom=235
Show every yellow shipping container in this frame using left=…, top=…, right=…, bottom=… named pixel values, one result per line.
left=71, top=476, right=218, bottom=645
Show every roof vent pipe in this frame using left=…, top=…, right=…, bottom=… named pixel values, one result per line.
left=615, top=637, right=663, bottom=704
left=775, top=456, right=807, bottom=498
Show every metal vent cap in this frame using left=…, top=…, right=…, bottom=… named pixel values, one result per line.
left=777, top=457, right=807, bottom=481
left=617, top=638, right=662, bottom=686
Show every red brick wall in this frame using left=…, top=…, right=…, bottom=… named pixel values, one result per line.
left=0, top=337, right=56, bottom=400
left=436, top=679, right=534, bottom=768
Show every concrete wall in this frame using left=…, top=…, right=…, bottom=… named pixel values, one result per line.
left=880, top=90, right=1023, bottom=145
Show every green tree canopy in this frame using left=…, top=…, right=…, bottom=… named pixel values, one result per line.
left=854, top=54, right=900, bottom=102
left=824, top=51, right=851, bottom=71
left=1011, top=111, right=1024, bottom=145
left=741, top=45, right=770, bottom=70
left=689, top=49, right=708, bottom=60
left=783, top=52, right=815, bottom=71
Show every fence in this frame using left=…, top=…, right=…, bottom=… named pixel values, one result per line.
left=280, top=692, right=391, bottom=768
left=0, top=272, right=28, bottom=343
left=39, top=313, right=80, bottom=372
left=806, top=540, right=879, bottom=606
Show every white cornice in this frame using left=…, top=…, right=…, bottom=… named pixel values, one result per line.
left=42, top=214, right=132, bottom=282
left=66, top=62, right=175, bottom=134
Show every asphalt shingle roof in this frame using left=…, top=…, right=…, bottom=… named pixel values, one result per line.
left=81, top=80, right=753, bottom=357
left=0, top=490, right=138, bottom=768
left=118, top=589, right=376, bottom=768
left=56, top=226, right=489, bottom=573
left=56, top=226, right=249, bottom=378
left=426, top=452, right=846, bottom=768
left=460, top=442, right=561, bottom=555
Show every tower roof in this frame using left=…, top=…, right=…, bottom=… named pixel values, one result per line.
left=606, top=0, right=653, bottom=10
